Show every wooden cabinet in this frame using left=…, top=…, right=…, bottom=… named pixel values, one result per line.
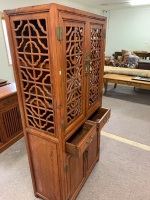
left=4, top=3, right=110, bottom=200
left=0, top=83, right=23, bottom=153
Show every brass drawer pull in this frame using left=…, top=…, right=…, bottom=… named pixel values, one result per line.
left=86, top=138, right=93, bottom=144
left=85, top=53, right=90, bottom=75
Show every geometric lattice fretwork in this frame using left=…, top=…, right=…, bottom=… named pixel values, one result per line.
left=13, top=18, right=55, bottom=135
left=66, top=25, right=84, bottom=124
left=89, top=27, right=101, bottom=106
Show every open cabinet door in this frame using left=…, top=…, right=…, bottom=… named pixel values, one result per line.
left=86, top=20, right=106, bottom=116
left=59, top=12, right=88, bottom=135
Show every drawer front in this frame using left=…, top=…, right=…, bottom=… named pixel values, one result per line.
left=0, top=94, right=18, bottom=110
left=88, top=107, right=111, bottom=131
left=66, top=122, right=96, bottom=158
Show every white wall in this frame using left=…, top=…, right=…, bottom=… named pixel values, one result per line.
left=105, top=6, right=150, bottom=56
left=0, top=0, right=45, bottom=82
left=0, top=0, right=102, bottom=82
left=2, top=2, right=150, bottom=81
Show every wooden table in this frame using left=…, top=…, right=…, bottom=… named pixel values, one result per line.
left=103, top=74, right=150, bottom=94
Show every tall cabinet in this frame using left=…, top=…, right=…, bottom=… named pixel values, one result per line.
left=4, top=4, right=110, bottom=200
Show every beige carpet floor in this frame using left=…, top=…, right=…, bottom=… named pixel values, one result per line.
left=0, top=84, right=150, bottom=200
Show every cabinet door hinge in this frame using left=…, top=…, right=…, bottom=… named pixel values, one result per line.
left=65, top=163, right=69, bottom=173
left=84, top=150, right=88, bottom=161
left=62, top=122, right=66, bottom=131
left=85, top=53, right=90, bottom=75
left=17, top=110, right=21, bottom=118
left=103, top=29, right=106, bottom=39
left=100, top=91, right=103, bottom=97
left=97, top=147, right=100, bottom=154
left=57, top=27, right=63, bottom=41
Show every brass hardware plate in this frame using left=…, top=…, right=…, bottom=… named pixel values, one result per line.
left=85, top=53, right=90, bottom=75
left=57, top=27, right=63, bottom=41
left=65, top=163, right=69, bottom=173
left=62, top=122, right=66, bottom=131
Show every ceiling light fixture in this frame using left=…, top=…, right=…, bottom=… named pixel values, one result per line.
left=130, top=0, right=150, bottom=6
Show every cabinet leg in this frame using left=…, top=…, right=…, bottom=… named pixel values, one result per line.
left=104, top=80, right=108, bottom=95
left=114, top=83, right=117, bottom=89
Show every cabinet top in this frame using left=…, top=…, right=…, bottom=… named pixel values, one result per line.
left=3, top=3, right=106, bottom=21
left=0, top=82, right=16, bottom=99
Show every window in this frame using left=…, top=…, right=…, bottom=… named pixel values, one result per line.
left=1, top=12, right=12, bottom=65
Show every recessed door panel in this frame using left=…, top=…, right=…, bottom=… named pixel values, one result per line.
left=68, top=155, right=85, bottom=198
left=10, top=13, right=55, bottom=136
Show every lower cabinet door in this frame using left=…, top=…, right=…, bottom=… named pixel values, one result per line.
left=65, top=122, right=99, bottom=199
left=86, top=131, right=99, bottom=175
left=67, top=154, right=85, bottom=199
left=66, top=132, right=99, bottom=199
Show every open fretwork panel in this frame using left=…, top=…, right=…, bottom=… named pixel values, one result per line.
left=4, top=3, right=110, bottom=200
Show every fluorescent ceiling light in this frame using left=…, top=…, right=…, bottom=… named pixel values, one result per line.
left=130, top=0, right=150, bottom=6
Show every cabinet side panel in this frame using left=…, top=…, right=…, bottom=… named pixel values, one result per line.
left=27, top=133, right=61, bottom=199
left=9, top=13, right=55, bottom=136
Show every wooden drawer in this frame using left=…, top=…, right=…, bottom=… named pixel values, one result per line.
left=0, top=94, right=18, bottom=110
left=66, top=122, right=96, bottom=158
left=87, top=107, right=111, bottom=130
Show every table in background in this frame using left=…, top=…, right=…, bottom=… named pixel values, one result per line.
left=103, top=74, right=150, bottom=95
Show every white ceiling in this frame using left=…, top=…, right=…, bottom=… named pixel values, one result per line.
left=68, top=0, right=150, bottom=10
